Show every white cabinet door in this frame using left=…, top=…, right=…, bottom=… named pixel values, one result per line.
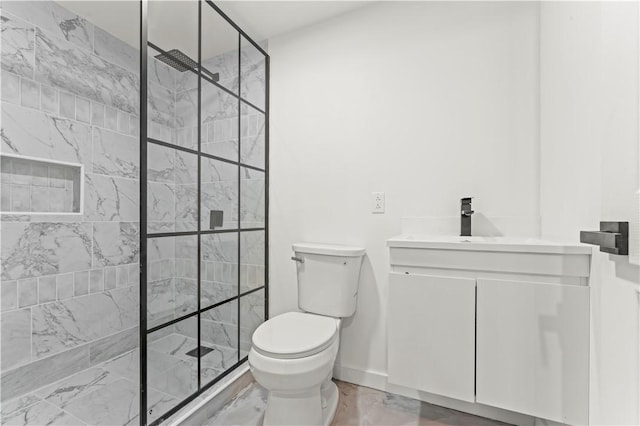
left=388, top=272, right=476, bottom=402
left=476, top=278, right=589, bottom=425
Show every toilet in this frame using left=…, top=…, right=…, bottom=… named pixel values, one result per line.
left=248, top=242, right=366, bottom=426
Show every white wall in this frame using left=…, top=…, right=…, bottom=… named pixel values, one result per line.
left=268, top=0, right=539, bottom=382
left=268, top=1, right=640, bottom=424
left=540, top=2, right=640, bottom=424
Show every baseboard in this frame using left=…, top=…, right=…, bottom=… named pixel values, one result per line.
left=333, top=364, right=537, bottom=426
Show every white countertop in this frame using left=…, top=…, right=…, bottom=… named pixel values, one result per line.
left=387, top=234, right=593, bottom=255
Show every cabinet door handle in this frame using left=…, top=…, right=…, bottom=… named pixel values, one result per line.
left=291, top=256, right=304, bottom=263
left=580, top=221, right=628, bottom=255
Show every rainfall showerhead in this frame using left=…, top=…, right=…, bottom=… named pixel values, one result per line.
left=154, top=49, right=219, bottom=82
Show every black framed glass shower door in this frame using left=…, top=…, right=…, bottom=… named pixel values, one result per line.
left=139, top=1, right=268, bottom=424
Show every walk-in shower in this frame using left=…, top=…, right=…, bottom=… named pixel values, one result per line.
left=0, top=1, right=268, bottom=424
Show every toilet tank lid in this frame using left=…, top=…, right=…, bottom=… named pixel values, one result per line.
left=292, top=242, right=365, bottom=257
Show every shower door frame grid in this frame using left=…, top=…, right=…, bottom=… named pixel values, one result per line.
left=139, top=1, right=270, bottom=424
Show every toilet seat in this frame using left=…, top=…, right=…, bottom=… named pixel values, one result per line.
left=252, top=312, right=339, bottom=359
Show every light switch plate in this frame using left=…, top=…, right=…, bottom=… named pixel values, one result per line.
left=372, top=192, right=385, bottom=214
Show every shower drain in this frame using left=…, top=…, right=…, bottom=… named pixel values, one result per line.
left=185, top=345, right=215, bottom=358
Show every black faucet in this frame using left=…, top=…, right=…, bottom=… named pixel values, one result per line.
left=460, top=197, right=474, bottom=237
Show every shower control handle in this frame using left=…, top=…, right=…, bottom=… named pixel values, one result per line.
left=291, top=256, right=304, bottom=263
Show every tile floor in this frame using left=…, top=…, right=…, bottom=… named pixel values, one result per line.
left=0, top=333, right=236, bottom=426
left=205, top=380, right=513, bottom=426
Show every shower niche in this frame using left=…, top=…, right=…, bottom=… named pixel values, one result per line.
left=0, top=153, right=83, bottom=214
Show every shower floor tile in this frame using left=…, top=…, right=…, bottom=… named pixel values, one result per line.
left=61, top=377, right=177, bottom=425
left=0, top=394, right=85, bottom=426
left=204, top=380, right=513, bottom=426
left=0, top=334, right=239, bottom=426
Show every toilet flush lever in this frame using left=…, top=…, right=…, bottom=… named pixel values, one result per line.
left=291, top=256, right=304, bottom=263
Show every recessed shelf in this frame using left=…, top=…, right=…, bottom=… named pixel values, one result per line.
left=0, top=153, right=83, bottom=215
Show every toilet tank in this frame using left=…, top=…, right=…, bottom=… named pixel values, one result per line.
left=293, top=243, right=366, bottom=318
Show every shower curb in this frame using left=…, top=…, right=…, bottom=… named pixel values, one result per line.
left=164, top=363, right=253, bottom=426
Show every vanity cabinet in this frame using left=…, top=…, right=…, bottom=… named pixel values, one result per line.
left=388, top=273, right=476, bottom=402
left=387, top=236, right=592, bottom=425
left=476, top=278, right=589, bottom=425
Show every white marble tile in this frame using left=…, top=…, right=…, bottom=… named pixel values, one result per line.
left=206, top=382, right=267, bottom=426
left=0, top=394, right=42, bottom=421
left=35, top=29, right=139, bottom=115
left=1, top=397, right=85, bottom=426
left=240, top=290, right=264, bottom=356
left=101, top=348, right=138, bottom=379
left=175, top=67, right=198, bottom=92
left=3, top=0, right=94, bottom=51
left=40, top=84, right=57, bottom=114
left=1, top=11, right=35, bottom=79
left=199, top=317, right=238, bottom=350
left=2, top=102, right=92, bottom=171
left=147, top=235, right=176, bottom=262
left=1, top=343, right=90, bottom=401
left=174, top=277, right=197, bottom=316
left=240, top=41, right=267, bottom=111
left=1, top=72, right=21, bottom=104
left=147, top=278, right=174, bottom=327
left=104, top=267, right=116, bottom=290
left=19, top=78, right=39, bottom=109
left=62, top=378, right=139, bottom=425
left=17, top=278, right=37, bottom=307
left=55, top=273, right=74, bottom=300
left=1, top=280, right=18, bottom=311
left=75, top=97, right=91, bottom=123
left=129, top=115, right=139, bottom=137
left=175, top=88, right=198, bottom=129
left=58, top=91, right=75, bottom=119
left=1, top=308, right=31, bottom=370
left=90, top=102, right=104, bottom=127
left=31, top=286, right=138, bottom=359
left=174, top=150, right=198, bottom=184
left=148, top=182, right=175, bottom=232
left=115, top=264, right=128, bottom=288
left=128, top=264, right=140, bottom=287
left=36, top=367, right=118, bottom=409
left=92, top=222, right=139, bottom=268
left=241, top=168, right=265, bottom=228
left=84, top=174, right=138, bottom=221
left=240, top=231, right=265, bottom=268
left=38, top=275, right=56, bottom=303
left=73, top=270, right=89, bottom=296
left=104, top=106, right=117, bottom=131
left=240, top=103, right=265, bottom=169
left=203, top=182, right=238, bottom=226
left=93, top=26, right=139, bottom=73
left=92, top=127, right=139, bottom=179
left=147, top=143, right=176, bottom=183
left=148, top=81, right=174, bottom=127
left=117, top=110, right=130, bottom=134
left=149, top=55, right=175, bottom=90
left=202, top=48, right=239, bottom=94
left=175, top=184, right=198, bottom=232
left=88, top=326, right=138, bottom=365
left=89, top=269, right=103, bottom=293
left=202, top=281, right=237, bottom=311
left=147, top=352, right=197, bottom=399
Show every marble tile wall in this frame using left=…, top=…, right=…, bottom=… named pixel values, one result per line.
left=0, top=0, right=267, bottom=406
left=0, top=156, right=81, bottom=213
left=0, top=1, right=141, bottom=402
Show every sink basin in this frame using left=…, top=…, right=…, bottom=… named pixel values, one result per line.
left=387, top=234, right=592, bottom=254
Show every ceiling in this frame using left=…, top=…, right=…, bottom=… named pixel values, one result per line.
left=58, top=1, right=370, bottom=58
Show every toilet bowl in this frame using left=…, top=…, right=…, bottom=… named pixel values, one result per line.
left=248, top=243, right=366, bottom=426
left=249, top=312, right=341, bottom=426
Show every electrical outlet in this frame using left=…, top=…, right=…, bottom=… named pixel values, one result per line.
left=372, top=192, right=385, bottom=214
